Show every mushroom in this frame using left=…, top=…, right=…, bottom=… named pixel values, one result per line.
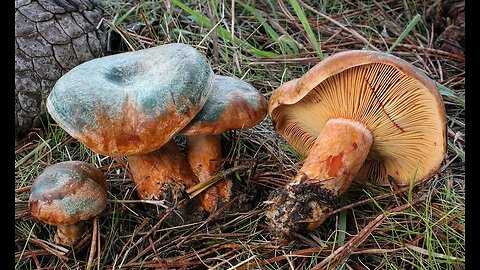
left=46, top=43, right=214, bottom=204
left=180, top=75, right=268, bottom=212
left=29, top=161, right=108, bottom=245
left=266, top=50, right=446, bottom=241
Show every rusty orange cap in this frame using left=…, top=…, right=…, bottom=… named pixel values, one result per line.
left=181, top=75, right=267, bottom=135
left=29, top=161, right=108, bottom=226
left=269, top=50, right=446, bottom=185
left=47, top=43, right=214, bottom=156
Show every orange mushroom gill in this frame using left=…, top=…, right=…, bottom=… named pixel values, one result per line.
left=266, top=50, right=446, bottom=241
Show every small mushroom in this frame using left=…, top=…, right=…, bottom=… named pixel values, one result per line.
left=180, top=75, right=268, bottom=212
left=266, top=50, right=446, bottom=241
left=29, top=161, right=108, bottom=245
left=46, top=43, right=215, bottom=203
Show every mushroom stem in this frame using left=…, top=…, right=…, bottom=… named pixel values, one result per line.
left=54, top=222, right=86, bottom=246
left=266, top=118, right=373, bottom=240
left=296, top=118, right=373, bottom=194
left=186, top=134, right=232, bottom=212
left=126, top=140, right=200, bottom=202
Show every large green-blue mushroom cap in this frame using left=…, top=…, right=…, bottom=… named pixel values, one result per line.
left=181, top=75, right=267, bottom=135
left=47, top=43, right=214, bottom=156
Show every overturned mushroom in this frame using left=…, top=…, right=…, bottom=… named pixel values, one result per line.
left=266, top=50, right=446, bottom=241
left=181, top=75, right=268, bottom=212
left=29, top=161, right=107, bottom=245
left=46, top=43, right=214, bottom=205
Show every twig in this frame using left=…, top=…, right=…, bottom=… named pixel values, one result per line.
left=15, top=186, right=31, bottom=194
left=113, top=218, right=150, bottom=269
left=102, top=19, right=137, bottom=51
left=210, top=242, right=274, bottom=270
left=139, top=9, right=156, bottom=43
left=175, top=195, right=241, bottom=247
left=325, top=184, right=414, bottom=218
left=141, top=198, right=187, bottom=241
left=148, top=238, right=160, bottom=262
left=125, top=231, right=172, bottom=266
left=186, top=163, right=253, bottom=198
left=64, top=232, right=92, bottom=259
left=277, top=0, right=312, bottom=49
left=110, top=199, right=169, bottom=208
left=238, top=245, right=332, bottom=270
left=15, top=249, right=55, bottom=261
left=27, top=238, right=69, bottom=261
left=207, top=0, right=219, bottom=63
left=296, top=0, right=380, bottom=51
left=116, top=198, right=188, bottom=269
left=312, top=195, right=426, bottom=269
left=375, top=39, right=465, bottom=62
left=31, top=252, right=42, bottom=269
left=86, top=217, right=98, bottom=270
left=97, top=221, right=101, bottom=270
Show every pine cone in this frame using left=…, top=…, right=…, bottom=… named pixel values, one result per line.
left=15, top=0, right=107, bottom=136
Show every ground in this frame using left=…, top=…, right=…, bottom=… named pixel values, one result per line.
left=15, top=1, right=465, bottom=269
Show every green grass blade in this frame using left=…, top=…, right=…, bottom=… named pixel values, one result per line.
left=266, top=0, right=280, bottom=20
left=448, top=141, right=465, bottom=162
left=338, top=197, right=347, bottom=245
left=238, top=1, right=298, bottom=54
left=335, top=208, right=347, bottom=270
left=15, top=139, right=51, bottom=169
left=408, top=164, right=419, bottom=202
left=172, top=0, right=278, bottom=58
left=387, top=14, right=421, bottom=53
left=105, top=4, right=139, bottom=32
left=435, top=82, right=465, bottom=108
left=172, top=0, right=211, bottom=27
left=237, top=1, right=279, bottom=41
left=287, top=0, right=325, bottom=59
left=15, top=224, right=36, bottom=269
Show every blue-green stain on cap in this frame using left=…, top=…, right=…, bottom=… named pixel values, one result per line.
left=29, top=161, right=108, bottom=225
left=47, top=43, right=214, bottom=156
left=181, top=75, right=268, bottom=135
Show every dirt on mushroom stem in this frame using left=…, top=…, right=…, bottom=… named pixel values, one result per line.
left=266, top=118, right=373, bottom=241
left=15, top=0, right=464, bottom=268
left=126, top=140, right=206, bottom=223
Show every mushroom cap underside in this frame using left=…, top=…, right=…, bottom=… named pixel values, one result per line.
left=181, top=75, right=268, bottom=135
left=47, top=43, right=214, bottom=156
left=29, top=161, right=108, bottom=225
left=269, top=50, right=446, bottom=185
